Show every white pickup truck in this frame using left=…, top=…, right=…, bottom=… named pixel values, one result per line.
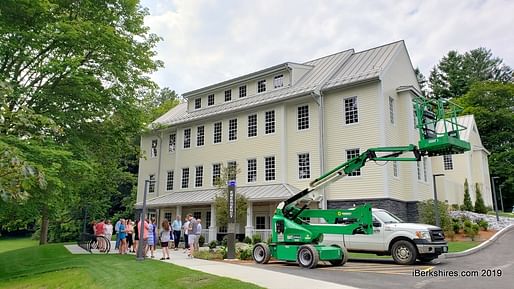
left=323, top=208, right=448, bottom=264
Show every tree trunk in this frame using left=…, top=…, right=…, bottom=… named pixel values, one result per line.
left=39, top=205, right=49, bottom=245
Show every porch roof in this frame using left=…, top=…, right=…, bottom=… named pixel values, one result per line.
left=135, top=183, right=301, bottom=208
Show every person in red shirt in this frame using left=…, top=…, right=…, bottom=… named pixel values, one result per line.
left=95, top=219, right=106, bottom=252
left=137, top=218, right=149, bottom=256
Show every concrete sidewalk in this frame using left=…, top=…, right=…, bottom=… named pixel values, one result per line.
left=65, top=243, right=359, bottom=289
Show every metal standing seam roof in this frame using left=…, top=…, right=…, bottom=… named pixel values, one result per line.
left=135, top=183, right=301, bottom=208
left=150, top=41, right=406, bottom=128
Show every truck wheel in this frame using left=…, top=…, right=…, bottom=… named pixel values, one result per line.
left=328, top=245, right=348, bottom=266
left=253, top=243, right=271, bottom=264
left=297, top=245, right=319, bottom=269
left=391, top=240, right=417, bottom=265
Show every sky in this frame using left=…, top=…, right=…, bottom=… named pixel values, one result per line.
left=140, top=0, right=514, bottom=95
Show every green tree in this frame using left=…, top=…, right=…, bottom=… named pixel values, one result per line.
left=474, top=183, right=487, bottom=214
left=418, top=199, right=452, bottom=231
left=462, top=179, right=474, bottom=211
left=213, top=165, right=248, bottom=229
left=429, top=48, right=512, bottom=99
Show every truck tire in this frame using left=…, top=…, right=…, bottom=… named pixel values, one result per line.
left=328, top=245, right=349, bottom=266
left=297, top=245, right=319, bottom=269
left=253, top=243, right=271, bottom=264
left=391, top=240, right=417, bottom=265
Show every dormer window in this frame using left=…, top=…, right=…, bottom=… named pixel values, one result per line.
left=224, top=89, right=232, bottom=102
left=257, top=80, right=266, bottom=93
left=208, top=94, right=215, bottom=106
left=194, top=98, right=201, bottom=109
left=274, top=75, right=284, bottom=88
left=239, top=85, right=247, bottom=98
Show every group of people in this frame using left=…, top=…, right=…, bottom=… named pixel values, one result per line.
left=91, top=214, right=202, bottom=258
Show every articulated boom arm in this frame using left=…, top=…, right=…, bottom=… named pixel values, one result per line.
left=280, top=144, right=422, bottom=220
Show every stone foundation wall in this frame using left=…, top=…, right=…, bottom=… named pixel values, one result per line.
left=328, top=198, right=419, bottom=222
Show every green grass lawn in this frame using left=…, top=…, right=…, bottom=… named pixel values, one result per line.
left=487, top=211, right=514, bottom=218
left=0, top=237, right=38, bottom=254
left=0, top=238, right=262, bottom=289
left=447, top=241, right=480, bottom=252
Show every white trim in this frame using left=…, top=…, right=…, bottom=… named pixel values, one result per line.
left=342, top=95, right=359, bottom=126
left=182, top=127, right=192, bottom=149
left=297, top=152, right=311, bottom=180
left=296, top=103, right=311, bottom=132
left=264, top=155, right=277, bottom=182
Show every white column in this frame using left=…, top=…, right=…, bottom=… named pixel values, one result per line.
left=176, top=206, right=182, bottom=219
left=245, top=201, right=254, bottom=237
left=209, top=204, right=217, bottom=242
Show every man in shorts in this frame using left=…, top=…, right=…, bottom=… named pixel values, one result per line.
left=187, top=214, right=198, bottom=258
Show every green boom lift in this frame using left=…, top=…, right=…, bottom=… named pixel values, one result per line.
left=252, top=96, right=470, bottom=268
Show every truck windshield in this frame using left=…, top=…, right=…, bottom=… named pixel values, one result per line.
left=375, top=211, right=403, bottom=223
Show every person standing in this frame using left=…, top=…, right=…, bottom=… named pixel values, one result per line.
left=187, top=214, right=198, bottom=258
left=125, top=219, right=133, bottom=253
left=133, top=219, right=139, bottom=253
left=147, top=218, right=156, bottom=258
left=118, top=219, right=127, bottom=254
left=172, top=215, right=182, bottom=251
left=159, top=219, right=171, bottom=260
left=114, top=218, right=121, bottom=250
left=194, top=219, right=202, bottom=251
left=137, top=218, right=149, bottom=256
left=104, top=220, right=113, bottom=246
left=182, top=217, right=190, bottom=253
left=95, top=219, right=106, bottom=252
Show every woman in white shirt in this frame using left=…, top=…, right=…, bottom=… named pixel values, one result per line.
left=104, top=220, right=114, bottom=243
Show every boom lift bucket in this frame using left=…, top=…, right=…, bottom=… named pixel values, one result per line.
left=414, top=97, right=470, bottom=156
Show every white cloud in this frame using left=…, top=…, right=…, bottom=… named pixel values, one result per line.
left=141, top=0, right=514, bottom=94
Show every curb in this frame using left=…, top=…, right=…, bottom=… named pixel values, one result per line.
left=442, top=224, right=514, bottom=258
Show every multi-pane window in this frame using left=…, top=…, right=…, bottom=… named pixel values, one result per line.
left=228, top=119, right=237, bottom=141
left=196, top=126, right=205, bottom=146
left=181, top=168, right=189, bottom=188
left=206, top=211, right=211, bottom=228
left=183, top=128, right=191, bottom=148
left=423, top=157, right=428, bottom=182
left=151, top=139, right=158, bottom=158
left=212, top=163, right=221, bottom=185
left=273, top=75, right=284, bottom=88
left=213, top=122, right=222, bottom=143
left=195, top=166, right=203, bottom=187
left=208, top=94, right=215, bottom=106
left=297, top=105, right=309, bottom=130
left=228, top=161, right=237, bottom=181
left=224, top=89, right=232, bottom=102
left=257, top=80, right=266, bottom=93
left=195, top=98, right=201, bottom=109
left=443, top=155, right=453, bottom=170
left=346, top=149, right=361, bottom=176
left=298, top=153, right=310, bottom=179
left=247, top=158, right=257, bottom=183
left=164, top=212, right=172, bottom=222
left=166, top=170, right=174, bottom=191
left=248, top=114, right=257, bottom=137
left=256, top=216, right=266, bottom=229
left=416, top=161, right=422, bottom=180
left=413, top=107, right=418, bottom=129
left=392, top=161, right=399, bottom=178
left=149, top=174, right=156, bottom=193
left=193, top=212, right=201, bottom=220
left=265, top=156, right=276, bottom=181
left=265, top=110, right=275, bottom=134
left=239, top=85, right=247, bottom=98
left=168, top=133, right=176, bottom=153
left=389, top=96, right=395, bottom=124
left=344, top=96, right=358, bottom=124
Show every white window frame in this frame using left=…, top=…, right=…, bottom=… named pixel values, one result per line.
left=150, top=139, right=158, bottom=158
left=239, top=85, right=247, bottom=98
left=227, top=161, right=237, bottom=181
left=247, top=114, right=257, bottom=138
left=194, top=98, right=201, bottom=109
left=208, top=94, right=215, bottom=106
left=224, top=89, right=232, bottom=102
left=149, top=174, right=156, bottom=193
left=298, top=153, right=310, bottom=179
left=443, top=155, right=453, bottom=170
left=273, top=75, right=284, bottom=89
left=346, top=149, right=361, bottom=176
left=166, top=170, right=174, bottom=191
left=247, top=158, right=257, bottom=183
left=255, top=215, right=266, bottom=229
left=181, top=168, right=189, bottom=189
left=389, top=96, right=395, bottom=124
left=168, top=133, right=176, bottom=153
left=183, top=128, right=191, bottom=149
left=212, top=163, right=221, bottom=186
left=196, top=126, right=205, bottom=147
left=265, top=110, right=275, bottom=134
left=344, top=96, right=359, bottom=125
left=257, top=79, right=266, bottom=93
left=213, top=122, right=222, bottom=144
left=264, top=156, right=276, bottom=181
left=228, top=118, right=237, bottom=141
left=195, top=165, right=203, bottom=188
left=297, top=105, right=309, bottom=130
left=416, top=161, right=422, bottom=180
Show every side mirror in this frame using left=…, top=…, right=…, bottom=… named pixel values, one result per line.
left=373, top=222, right=382, bottom=228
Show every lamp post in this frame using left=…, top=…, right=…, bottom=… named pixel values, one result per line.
left=499, top=184, right=504, bottom=212
left=432, top=174, right=445, bottom=228
left=137, top=179, right=154, bottom=261
left=491, top=176, right=499, bottom=221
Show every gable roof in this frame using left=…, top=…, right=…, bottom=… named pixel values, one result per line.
left=152, top=40, right=408, bottom=128
left=436, top=115, right=489, bottom=154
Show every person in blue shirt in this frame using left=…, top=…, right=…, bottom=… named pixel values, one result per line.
left=114, top=219, right=121, bottom=250
left=171, top=215, right=182, bottom=250
left=118, top=219, right=127, bottom=254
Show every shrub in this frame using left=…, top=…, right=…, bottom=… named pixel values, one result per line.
left=474, top=183, right=487, bottom=214
left=243, top=236, right=252, bottom=244
left=463, top=220, right=472, bottom=228
left=198, top=235, right=205, bottom=247
left=464, top=223, right=480, bottom=241
left=193, top=250, right=223, bottom=260
left=252, top=234, right=262, bottom=244
left=462, top=179, right=474, bottom=211
left=221, top=235, right=228, bottom=247
left=219, top=246, right=228, bottom=259
left=451, top=204, right=460, bottom=211
left=237, top=247, right=253, bottom=260
left=452, top=222, right=461, bottom=234
left=445, top=230, right=456, bottom=241
left=418, top=199, right=452, bottom=231
left=478, top=219, right=489, bottom=231
left=208, top=240, right=217, bottom=250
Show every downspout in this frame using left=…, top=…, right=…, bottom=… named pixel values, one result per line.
left=311, top=90, right=326, bottom=209
left=156, top=130, right=164, bottom=197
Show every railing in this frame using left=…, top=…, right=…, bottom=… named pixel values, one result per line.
left=249, top=229, right=272, bottom=242
left=200, top=229, right=210, bottom=243
left=78, top=233, right=111, bottom=254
